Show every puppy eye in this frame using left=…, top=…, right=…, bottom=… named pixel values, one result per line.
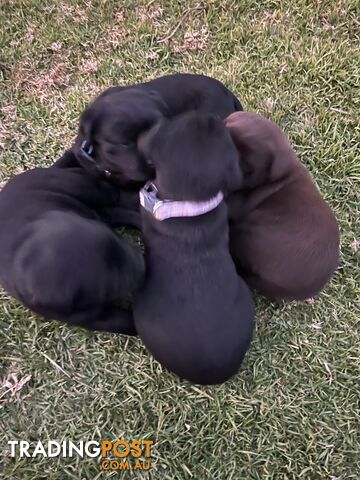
left=144, top=156, right=154, bottom=167
left=120, top=141, right=133, bottom=148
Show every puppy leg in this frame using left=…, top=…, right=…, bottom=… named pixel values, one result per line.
left=98, top=191, right=141, bottom=228
left=98, top=206, right=141, bottom=229
left=65, top=305, right=137, bottom=335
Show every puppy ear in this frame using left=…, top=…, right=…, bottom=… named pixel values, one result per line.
left=223, top=151, right=243, bottom=194
left=219, top=129, right=244, bottom=194
left=137, top=119, right=165, bottom=160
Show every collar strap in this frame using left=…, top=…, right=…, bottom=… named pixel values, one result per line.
left=79, top=140, right=112, bottom=179
left=139, top=181, right=223, bottom=221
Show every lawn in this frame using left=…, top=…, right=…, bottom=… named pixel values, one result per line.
left=0, top=1, right=359, bottom=479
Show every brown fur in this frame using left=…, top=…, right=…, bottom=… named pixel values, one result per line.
left=225, top=112, right=340, bottom=301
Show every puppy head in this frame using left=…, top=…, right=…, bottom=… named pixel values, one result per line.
left=225, top=112, right=298, bottom=188
left=138, top=111, right=243, bottom=201
left=74, top=87, right=167, bottom=187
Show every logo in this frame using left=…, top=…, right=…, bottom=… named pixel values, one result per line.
left=100, top=440, right=153, bottom=472
left=8, top=439, right=154, bottom=473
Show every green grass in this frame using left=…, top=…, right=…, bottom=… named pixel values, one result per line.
left=0, top=1, right=359, bottom=479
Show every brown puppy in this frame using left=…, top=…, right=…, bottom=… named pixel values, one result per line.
left=225, top=112, right=340, bottom=301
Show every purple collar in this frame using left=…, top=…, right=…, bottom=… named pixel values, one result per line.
left=139, top=182, right=223, bottom=221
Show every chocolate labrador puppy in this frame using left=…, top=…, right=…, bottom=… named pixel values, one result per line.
left=0, top=151, right=144, bottom=334
left=225, top=112, right=340, bottom=301
left=134, top=112, right=254, bottom=385
left=73, top=73, right=242, bottom=186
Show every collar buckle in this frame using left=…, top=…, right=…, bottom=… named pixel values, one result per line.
left=80, top=140, right=95, bottom=162
left=139, top=181, right=162, bottom=215
left=79, top=140, right=112, bottom=179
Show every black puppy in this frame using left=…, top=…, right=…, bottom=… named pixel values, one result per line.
left=74, top=73, right=242, bottom=186
left=0, top=151, right=144, bottom=334
left=74, top=88, right=166, bottom=187
left=134, top=112, right=254, bottom=385
left=100, top=73, right=243, bottom=118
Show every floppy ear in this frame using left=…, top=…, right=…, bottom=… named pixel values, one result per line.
left=220, top=129, right=244, bottom=193
left=223, top=150, right=243, bottom=194
left=137, top=119, right=165, bottom=162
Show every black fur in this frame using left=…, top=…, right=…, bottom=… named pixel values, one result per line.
left=73, top=73, right=243, bottom=186
left=0, top=151, right=144, bottom=334
left=134, top=112, right=254, bottom=385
